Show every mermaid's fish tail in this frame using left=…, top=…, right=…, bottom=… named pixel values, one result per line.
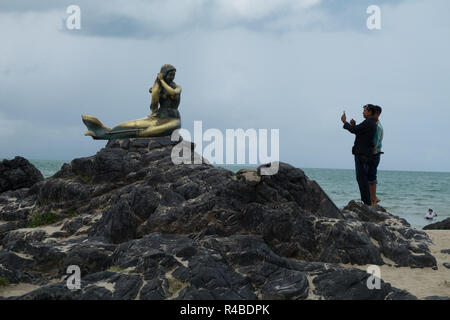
left=81, top=115, right=111, bottom=140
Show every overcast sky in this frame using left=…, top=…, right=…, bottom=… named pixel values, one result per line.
left=1, top=0, right=449, bottom=172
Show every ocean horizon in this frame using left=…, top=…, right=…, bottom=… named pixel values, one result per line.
left=28, top=159, right=449, bottom=230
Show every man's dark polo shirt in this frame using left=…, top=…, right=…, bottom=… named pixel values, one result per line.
left=343, top=118, right=377, bottom=158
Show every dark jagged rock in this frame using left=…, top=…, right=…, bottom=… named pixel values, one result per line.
left=0, top=221, right=27, bottom=243
left=342, top=201, right=436, bottom=268
left=61, top=243, right=115, bottom=275
left=0, top=250, right=36, bottom=284
left=0, top=137, right=442, bottom=300
left=7, top=233, right=417, bottom=300
left=423, top=218, right=450, bottom=230
left=0, top=157, right=44, bottom=194
left=0, top=188, right=38, bottom=222
left=313, top=268, right=396, bottom=300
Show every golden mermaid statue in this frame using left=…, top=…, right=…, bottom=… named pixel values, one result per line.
left=82, top=64, right=182, bottom=139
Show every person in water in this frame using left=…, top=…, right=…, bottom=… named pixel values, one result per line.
left=341, top=105, right=377, bottom=206
left=82, top=64, right=182, bottom=139
left=425, top=208, right=437, bottom=220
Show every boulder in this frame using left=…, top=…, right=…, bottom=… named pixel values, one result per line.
left=0, top=157, right=44, bottom=193
left=0, top=137, right=441, bottom=300
left=423, top=218, right=450, bottom=230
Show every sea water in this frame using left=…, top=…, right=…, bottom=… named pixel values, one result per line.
left=29, top=160, right=449, bottom=230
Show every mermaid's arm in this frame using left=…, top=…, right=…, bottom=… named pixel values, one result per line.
left=150, top=79, right=160, bottom=113
left=159, top=77, right=182, bottom=96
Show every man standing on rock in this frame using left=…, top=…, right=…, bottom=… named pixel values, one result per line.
left=341, top=105, right=378, bottom=206
left=368, top=105, right=383, bottom=206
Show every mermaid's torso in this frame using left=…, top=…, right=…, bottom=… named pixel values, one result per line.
left=154, top=82, right=180, bottom=119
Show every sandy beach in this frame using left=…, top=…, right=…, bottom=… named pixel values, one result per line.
left=341, top=230, right=450, bottom=299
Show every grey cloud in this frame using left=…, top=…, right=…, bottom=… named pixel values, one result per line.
left=61, top=0, right=410, bottom=39
left=1, top=0, right=407, bottom=39
left=63, top=0, right=325, bottom=39
left=0, top=0, right=79, bottom=12
left=63, top=13, right=152, bottom=39
left=1, top=0, right=449, bottom=171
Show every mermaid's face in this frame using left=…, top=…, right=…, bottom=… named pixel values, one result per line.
left=165, top=70, right=176, bottom=83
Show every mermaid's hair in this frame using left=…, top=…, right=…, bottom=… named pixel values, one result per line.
left=150, top=64, right=176, bottom=113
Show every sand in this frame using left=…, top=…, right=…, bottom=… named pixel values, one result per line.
left=342, top=230, right=450, bottom=299
left=0, top=283, right=41, bottom=298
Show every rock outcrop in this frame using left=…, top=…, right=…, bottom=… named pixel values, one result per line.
left=0, top=157, right=43, bottom=194
left=0, top=137, right=440, bottom=300
left=423, top=218, right=450, bottom=230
